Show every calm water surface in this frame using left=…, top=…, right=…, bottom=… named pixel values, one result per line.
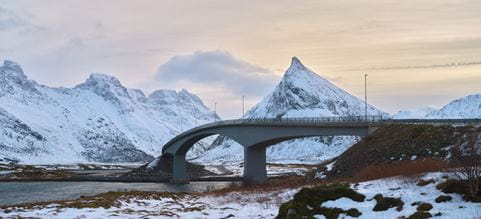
left=0, top=181, right=232, bottom=206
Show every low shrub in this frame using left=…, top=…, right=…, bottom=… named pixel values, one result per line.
left=411, top=201, right=421, bottom=206
left=372, top=194, right=404, bottom=212
left=436, top=179, right=471, bottom=198
left=417, top=179, right=435, bottom=186
left=345, top=208, right=362, bottom=217
left=435, top=195, right=452, bottom=203
left=436, top=179, right=481, bottom=202
left=408, top=211, right=432, bottom=219
left=276, top=184, right=365, bottom=219
left=416, top=203, right=433, bottom=211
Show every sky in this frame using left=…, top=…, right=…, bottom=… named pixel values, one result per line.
left=1, top=0, right=481, bottom=118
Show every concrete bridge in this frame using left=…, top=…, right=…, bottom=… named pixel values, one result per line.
left=161, top=116, right=481, bottom=183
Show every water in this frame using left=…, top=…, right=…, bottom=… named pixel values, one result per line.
left=0, top=181, right=232, bottom=206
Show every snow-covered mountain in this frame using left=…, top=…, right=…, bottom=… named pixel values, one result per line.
left=426, top=94, right=481, bottom=119
left=396, top=94, right=481, bottom=119
left=0, top=60, right=219, bottom=164
left=195, top=57, right=385, bottom=164
left=392, top=107, right=437, bottom=119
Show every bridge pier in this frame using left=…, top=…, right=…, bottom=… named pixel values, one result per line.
left=172, top=153, right=189, bottom=184
left=244, top=146, right=267, bottom=183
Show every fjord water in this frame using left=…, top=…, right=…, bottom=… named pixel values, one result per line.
left=0, top=181, right=231, bottom=206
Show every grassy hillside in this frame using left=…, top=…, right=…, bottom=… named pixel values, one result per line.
left=326, top=124, right=480, bottom=178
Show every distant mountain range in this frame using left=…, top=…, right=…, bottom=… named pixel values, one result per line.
left=0, top=60, right=218, bottom=164
left=1, top=58, right=480, bottom=164
left=393, top=94, right=481, bottom=119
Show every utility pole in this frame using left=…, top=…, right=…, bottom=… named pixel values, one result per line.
left=242, top=95, right=245, bottom=119
left=364, top=73, right=368, bottom=121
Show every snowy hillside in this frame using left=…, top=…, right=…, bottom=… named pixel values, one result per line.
left=392, top=107, right=437, bottom=119
left=426, top=94, right=481, bottom=119
left=0, top=60, right=219, bottom=164
left=195, top=57, right=385, bottom=164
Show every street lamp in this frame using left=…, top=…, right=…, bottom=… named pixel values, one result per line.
left=214, top=102, right=217, bottom=122
left=364, top=73, right=368, bottom=121
left=242, top=95, right=245, bottom=119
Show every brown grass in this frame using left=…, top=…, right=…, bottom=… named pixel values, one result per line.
left=353, top=158, right=448, bottom=182
left=0, top=191, right=186, bottom=210
left=204, top=174, right=355, bottom=198
left=204, top=176, right=307, bottom=196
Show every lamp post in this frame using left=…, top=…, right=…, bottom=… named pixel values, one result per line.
left=242, top=95, right=245, bottom=119
left=364, top=73, right=368, bottom=121
left=214, top=102, right=217, bottom=122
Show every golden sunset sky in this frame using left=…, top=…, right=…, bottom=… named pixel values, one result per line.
left=1, top=0, right=481, bottom=118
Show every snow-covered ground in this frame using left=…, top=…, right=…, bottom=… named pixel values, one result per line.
left=199, top=161, right=314, bottom=176
left=2, top=172, right=480, bottom=218
left=332, top=173, right=481, bottom=218
left=0, top=189, right=299, bottom=218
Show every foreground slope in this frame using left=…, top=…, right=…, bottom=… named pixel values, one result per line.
left=196, top=57, right=385, bottom=164
left=1, top=172, right=479, bottom=218
left=0, top=60, right=219, bottom=164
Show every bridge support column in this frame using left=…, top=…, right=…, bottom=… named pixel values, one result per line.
left=172, top=154, right=189, bottom=184
left=243, top=146, right=267, bottom=183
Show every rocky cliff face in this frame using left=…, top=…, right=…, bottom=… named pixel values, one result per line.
left=0, top=60, right=219, bottom=164
left=195, top=57, right=385, bottom=164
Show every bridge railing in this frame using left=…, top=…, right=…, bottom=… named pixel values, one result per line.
left=184, top=116, right=481, bottom=135
left=218, top=115, right=385, bottom=126
left=380, top=118, right=481, bottom=125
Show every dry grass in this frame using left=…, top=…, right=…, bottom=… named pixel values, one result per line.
left=0, top=191, right=186, bottom=211
left=353, top=158, right=448, bottom=182
left=205, top=176, right=320, bottom=196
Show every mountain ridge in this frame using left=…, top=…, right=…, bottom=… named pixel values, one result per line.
left=0, top=60, right=219, bottom=164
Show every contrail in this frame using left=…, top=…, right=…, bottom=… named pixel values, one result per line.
left=333, top=61, right=481, bottom=72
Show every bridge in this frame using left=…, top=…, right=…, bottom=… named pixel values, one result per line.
left=161, top=116, right=481, bottom=183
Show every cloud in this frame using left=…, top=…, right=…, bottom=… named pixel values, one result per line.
left=155, top=51, right=278, bottom=97
left=0, top=7, right=42, bottom=31
left=333, top=60, right=481, bottom=72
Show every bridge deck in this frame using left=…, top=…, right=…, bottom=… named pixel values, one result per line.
left=162, top=116, right=481, bottom=154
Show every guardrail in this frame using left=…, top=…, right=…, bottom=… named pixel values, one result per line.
left=183, top=116, right=481, bottom=135
left=215, top=115, right=384, bottom=125
left=191, top=116, right=383, bottom=131
left=381, top=118, right=481, bottom=125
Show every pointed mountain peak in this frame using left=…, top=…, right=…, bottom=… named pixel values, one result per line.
left=149, top=89, right=204, bottom=106
left=289, top=57, right=306, bottom=69
left=76, top=73, right=124, bottom=90
left=86, top=73, right=122, bottom=85
left=280, top=56, right=330, bottom=90
left=246, top=56, right=385, bottom=118
left=1, top=60, right=25, bottom=76
left=284, top=57, right=320, bottom=80
left=75, top=73, right=131, bottom=107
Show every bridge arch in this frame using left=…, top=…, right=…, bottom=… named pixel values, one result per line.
left=162, top=118, right=379, bottom=183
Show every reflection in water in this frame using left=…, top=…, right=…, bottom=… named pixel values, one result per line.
left=0, top=181, right=231, bottom=206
